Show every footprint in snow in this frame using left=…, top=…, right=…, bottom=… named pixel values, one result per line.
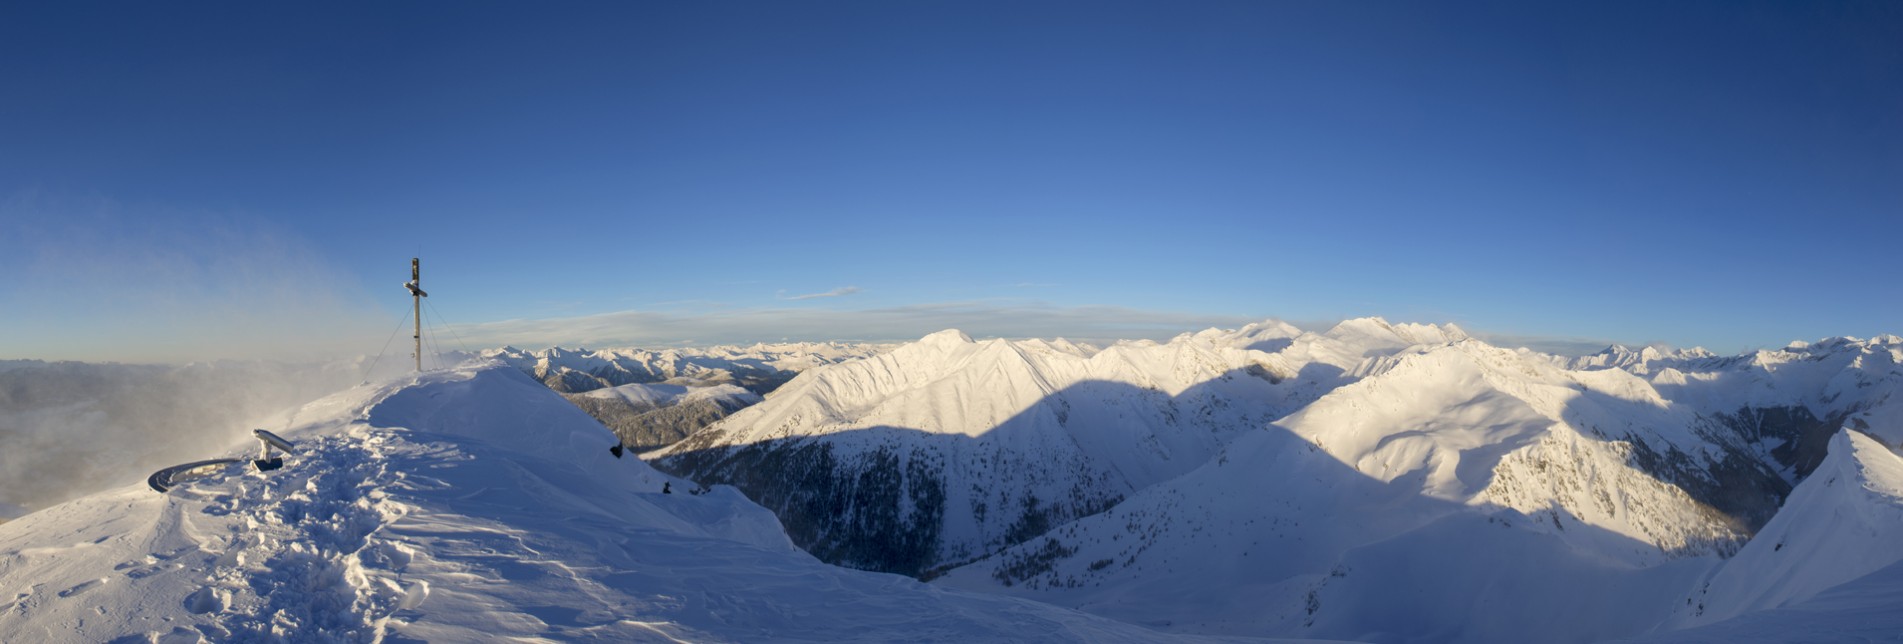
left=123, top=563, right=182, bottom=580
left=398, top=580, right=430, bottom=611
left=104, top=626, right=204, bottom=644
left=183, top=586, right=226, bottom=614
left=57, top=578, right=106, bottom=598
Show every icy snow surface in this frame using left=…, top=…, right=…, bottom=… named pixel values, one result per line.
left=0, top=364, right=1302, bottom=643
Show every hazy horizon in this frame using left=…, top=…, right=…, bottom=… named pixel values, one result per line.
left=0, top=308, right=1875, bottom=366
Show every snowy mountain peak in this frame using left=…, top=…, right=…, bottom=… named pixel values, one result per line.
left=1572, top=343, right=1724, bottom=373
left=1238, top=319, right=1304, bottom=339
left=1178, top=319, right=1303, bottom=352
left=1325, top=316, right=1469, bottom=346
left=1323, top=316, right=1397, bottom=338
left=1439, top=322, right=1471, bottom=340
left=918, top=328, right=976, bottom=346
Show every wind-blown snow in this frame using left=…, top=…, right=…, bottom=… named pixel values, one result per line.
left=0, top=364, right=1276, bottom=643
left=0, top=358, right=386, bottom=516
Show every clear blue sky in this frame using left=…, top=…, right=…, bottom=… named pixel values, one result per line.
left=2, top=1, right=1898, bottom=361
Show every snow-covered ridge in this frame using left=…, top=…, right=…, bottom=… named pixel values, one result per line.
left=914, top=325, right=1903, bottom=642
left=1568, top=344, right=1717, bottom=373
left=1672, top=429, right=1903, bottom=628
left=0, top=363, right=1231, bottom=643
left=577, top=380, right=761, bottom=409
left=478, top=341, right=893, bottom=394
left=566, top=381, right=765, bottom=451
left=653, top=317, right=1471, bottom=575
left=638, top=317, right=1903, bottom=642
left=1276, top=340, right=1750, bottom=560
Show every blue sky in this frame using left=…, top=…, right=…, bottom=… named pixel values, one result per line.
left=2, top=1, right=1898, bottom=361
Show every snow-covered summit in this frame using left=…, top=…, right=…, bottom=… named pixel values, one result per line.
left=918, top=328, right=976, bottom=346
left=1570, top=344, right=1707, bottom=372
left=1323, top=317, right=1468, bottom=347
left=0, top=363, right=1245, bottom=643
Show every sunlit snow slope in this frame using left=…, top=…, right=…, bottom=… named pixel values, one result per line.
left=0, top=364, right=1289, bottom=643
left=1616, top=430, right=1903, bottom=644
left=1668, top=429, right=1903, bottom=628
left=653, top=319, right=1466, bottom=576
left=929, top=329, right=1903, bottom=643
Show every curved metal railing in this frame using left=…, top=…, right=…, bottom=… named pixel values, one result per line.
left=146, top=459, right=243, bottom=493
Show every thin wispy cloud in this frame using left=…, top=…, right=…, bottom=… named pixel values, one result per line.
left=778, top=286, right=863, bottom=301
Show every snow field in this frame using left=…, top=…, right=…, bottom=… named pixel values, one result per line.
left=0, top=363, right=1273, bottom=643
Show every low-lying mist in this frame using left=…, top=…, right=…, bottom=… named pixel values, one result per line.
left=0, top=357, right=429, bottom=516
left=0, top=193, right=429, bottom=515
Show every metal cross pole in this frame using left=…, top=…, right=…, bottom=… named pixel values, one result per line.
left=412, top=258, right=421, bottom=371
left=405, top=258, right=429, bottom=372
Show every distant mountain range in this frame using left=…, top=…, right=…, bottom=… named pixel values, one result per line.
left=475, top=342, right=890, bottom=394
left=4, top=319, right=1899, bottom=642
left=476, top=342, right=891, bottom=452
left=650, top=318, right=1903, bottom=642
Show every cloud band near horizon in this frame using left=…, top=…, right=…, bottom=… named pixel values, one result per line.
left=778, top=286, right=863, bottom=301
left=438, top=301, right=1629, bottom=356
left=445, top=301, right=1254, bottom=349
